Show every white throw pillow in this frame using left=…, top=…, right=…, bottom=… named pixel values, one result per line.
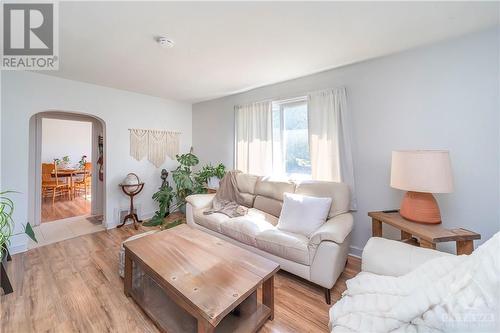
left=277, top=193, right=332, bottom=237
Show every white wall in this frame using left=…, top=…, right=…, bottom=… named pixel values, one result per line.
left=41, top=118, right=92, bottom=164
left=192, top=29, right=500, bottom=255
left=1, top=72, right=192, bottom=253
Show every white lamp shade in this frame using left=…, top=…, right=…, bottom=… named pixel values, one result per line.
left=390, top=150, right=454, bottom=193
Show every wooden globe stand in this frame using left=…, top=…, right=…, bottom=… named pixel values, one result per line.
left=118, top=183, right=145, bottom=230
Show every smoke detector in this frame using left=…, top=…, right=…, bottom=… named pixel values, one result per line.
left=157, top=36, right=174, bottom=48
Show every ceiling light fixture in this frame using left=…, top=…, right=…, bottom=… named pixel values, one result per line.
left=157, top=36, right=174, bottom=48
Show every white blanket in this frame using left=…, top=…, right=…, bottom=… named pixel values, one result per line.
left=330, top=232, right=500, bottom=333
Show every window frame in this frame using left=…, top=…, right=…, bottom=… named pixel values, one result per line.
left=271, top=96, right=310, bottom=179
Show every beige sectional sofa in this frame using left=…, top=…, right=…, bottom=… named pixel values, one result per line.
left=185, top=173, right=353, bottom=304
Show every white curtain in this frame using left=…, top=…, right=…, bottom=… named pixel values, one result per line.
left=234, top=101, right=273, bottom=175
left=308, top=88, right=357, bottom=210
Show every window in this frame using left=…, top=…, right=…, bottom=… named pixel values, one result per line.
left=235, top=88, right=356, bottom=209
left=272, top=98, right=311, bottom=179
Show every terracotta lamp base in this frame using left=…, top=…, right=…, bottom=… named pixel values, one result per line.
left=400, top=191, right=441, bottom=224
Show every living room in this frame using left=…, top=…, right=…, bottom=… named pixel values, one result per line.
left=1, top=1, right=499, bottom=332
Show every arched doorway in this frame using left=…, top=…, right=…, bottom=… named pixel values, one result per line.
left=28, top=111, right=106, bottom=227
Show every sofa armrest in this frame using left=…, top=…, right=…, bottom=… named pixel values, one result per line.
left=185, top=194, right=215, bottom=210
left=309, top=213, right=353, bottom=246
left=362, top=237, right=453, bottom=276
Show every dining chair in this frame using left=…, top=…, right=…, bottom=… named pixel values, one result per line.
left=73, top=162, right=92, bottom=199
left=41, top=162, right=71, bottom=205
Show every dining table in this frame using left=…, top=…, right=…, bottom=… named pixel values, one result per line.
left=51, top=168, right=88, bottom=200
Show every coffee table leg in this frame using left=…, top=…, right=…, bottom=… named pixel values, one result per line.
left=456, top=240, right=474, bottom=255
left=372, top=218, right=382, bottom=237
left=263, top=275, right=274, bottom=320
left=419, top=239, right=436, bottom=250
left=197, top=319, right=215, bottom=333
left=124, top=249, right=132, bottom=296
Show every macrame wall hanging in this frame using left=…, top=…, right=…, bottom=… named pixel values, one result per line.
left=129, top=128, right=181, bottom=167
left=129, top=129, right=148, bottom=161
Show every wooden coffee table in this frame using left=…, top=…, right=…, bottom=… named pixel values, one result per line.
left=123, top=225, right=280, bottom=333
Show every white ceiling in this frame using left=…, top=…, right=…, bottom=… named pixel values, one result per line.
left=43, top=1, right=499, bottom=103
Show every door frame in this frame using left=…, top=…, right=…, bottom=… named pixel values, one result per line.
left=29, top=111, right=106, bottom=226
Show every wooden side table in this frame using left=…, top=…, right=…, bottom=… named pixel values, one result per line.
left=368, top=211, right=481, bottom=255
left=118, top=183, right=145, bottom=230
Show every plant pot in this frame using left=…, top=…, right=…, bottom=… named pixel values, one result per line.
left=207, top=176, right=220, bottom=190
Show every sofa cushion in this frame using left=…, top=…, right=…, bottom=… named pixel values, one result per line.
left=277, top=193, right=332, bottom=237
left=253, top=195, right=283, bottom=218
left=255, top=177, right=295, bottom=201
left=256, top=229, right=312, bottom=265
left=239, top=192, right=256, bottom=208
left=193, top=209, right=230, bottom=233
left=241, top=207, right=279, bottom=225
left=220, top=215, right=275, bottom=247
left=295, top=181, right=350, bottom=218
left=236, top=173, right=260, bottom=194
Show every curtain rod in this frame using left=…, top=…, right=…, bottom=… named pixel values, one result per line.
left=237, top=86, right=346, bottom=106
left=128, top=128, right=182, bottom=134
left=250, top=94, right=307, bottom=105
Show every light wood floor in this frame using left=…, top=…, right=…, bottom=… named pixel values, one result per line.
left=1, top=225, right=360, bottom=332
left=41, top=195, right=91, bottom=222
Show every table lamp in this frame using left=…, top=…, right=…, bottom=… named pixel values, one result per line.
left=390, top=150, right=453, bottom=224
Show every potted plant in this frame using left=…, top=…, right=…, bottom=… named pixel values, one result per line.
left=1, top=191, right=37, bottom=294
left=78, top=155, right=88, bottom=169
left=171, top=150, right=205, bottom=212
left=0, top=191, right=15, bottom=258
left=1, top=191, right=37, bottom=253
left=144, top=183, right=176, bottom=227
left=55, top=156, right=70, bottom=169
left=195, top=163, right=226, bottom=190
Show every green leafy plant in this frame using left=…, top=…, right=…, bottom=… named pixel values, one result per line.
left=53, top=156, right=70, bottom=166
left=194, top=163, right=226, bottom=186
left=144, top=183, right=176, bottom=227
left=144, top=216, right=184, bottom=230
left=1, top=191, right=37, bottom=256
left=171, top=151, right=206, bottom=210
left=213, top=163, right=226, bottom=179
left=24, top=223, right=37, bottom=243
left=78, top=155, right=88, bottom=169
left=0, top=191, right=15, bottom=254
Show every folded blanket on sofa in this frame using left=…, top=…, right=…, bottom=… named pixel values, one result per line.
left=330, top=232, right=500, bottom=333
left=204, top=170, right=249, bottom=217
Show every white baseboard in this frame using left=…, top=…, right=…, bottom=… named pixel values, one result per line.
left=140, top=211, right=155, bottom=220
left=106, top=211, right=155, bottom=230
left=348, top=245, right=363, bottom=258
left=7, top=233, right=28, bottom=255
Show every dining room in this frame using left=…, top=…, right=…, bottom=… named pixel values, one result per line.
left=40, top=118, right=93, bottom=223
